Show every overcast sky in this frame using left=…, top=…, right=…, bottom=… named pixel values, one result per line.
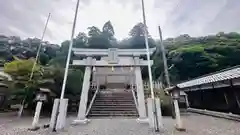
left=0, top=0, right=239, bottom=44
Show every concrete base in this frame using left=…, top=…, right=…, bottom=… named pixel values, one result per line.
left=136, top=118, right=149, bottom=124
left=50, top=99, right=60, bottom=129
left=56, top=99, right=68, bottom=130
left=147, top=98, right=163, bottom=129
left=147, top=98, right=154, bottom=128
left=72, top=118, right=90, bottom=125
left=155, top=98, right=163, bottom=129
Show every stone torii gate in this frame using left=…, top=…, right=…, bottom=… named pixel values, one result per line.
left=71, top=47, right=156, bottom=124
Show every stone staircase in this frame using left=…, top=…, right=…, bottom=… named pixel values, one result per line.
left=87, top=90, right=139, bottom=117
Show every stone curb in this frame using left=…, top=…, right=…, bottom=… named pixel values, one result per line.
left=187, top=108, right=240, bottom=122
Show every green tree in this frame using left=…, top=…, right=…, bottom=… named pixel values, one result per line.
left=102, top=21, right=115, bottom=40
left=74, top=32, right=88, bottom=48
left=4, top=59, right=54, bottom=110
left=87, top=26, right=111, bottom=49
left=127, top=22, right=156, bottom=49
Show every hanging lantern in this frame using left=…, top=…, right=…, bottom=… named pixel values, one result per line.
left=130, top=66, right=133, bottom=71
left=93, top=66, right=96, bottom=72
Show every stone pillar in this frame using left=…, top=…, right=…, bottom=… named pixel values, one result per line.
left=174, top=99, right=182, bottom=127
left=73, top=66, right=92, bottom=124
left=134, top=66, right=147, bottom=122
left=147, top=98, right=154, bottom=128
left=147, top=98, right=163, bottom=130
left=31, top=101, right=43, bottom=129
left=173, top=99, right=186, bottom=131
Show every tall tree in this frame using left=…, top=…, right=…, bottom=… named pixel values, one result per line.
left=87, top=26, right=111, bottom=49
left=128, top=22, right=156, bottom=49
left=74, top=32, right=88, bottom=48
left=102, top=21, right=115, bottom=40
left=88, top=26, right=102, bottom=37
left=129, top=23, right=146, bottom=37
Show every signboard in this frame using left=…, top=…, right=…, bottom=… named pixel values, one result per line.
left=108, top=48, right=118, bottom=64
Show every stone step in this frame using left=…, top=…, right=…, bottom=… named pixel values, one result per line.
left=90, top=110, right=138, bottom=114
left=91, top=108, right=137, bottom=111
left=87, top=113, right=138, bottom=117
left=97, top=96, right=134, bottom=99
left=91, top=105, right=136, bottom=108
left=88, top=91, right=138, bottom=117
left=96, top=97, right=135, bottom=99
left=92, top=104, right=136, bottom=108
left=94, top=100, right=135, bottom=102
left=98, top=94, right=134, bottom=96
left=92, top=103, right=135, bottom=106
left=94, top=101, right=135, bottom=105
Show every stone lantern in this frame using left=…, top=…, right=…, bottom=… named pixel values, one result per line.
left=165, top=86, right=186, bottom=131
left=35, top=88, right=50, bottom=102
left=31, top=88, right=51, bottom=130
left=172, top=88, right=180, bottom=100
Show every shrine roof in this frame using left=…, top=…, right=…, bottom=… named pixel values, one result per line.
left=72, top=47, right=156, bottom=56
left=177, top=65, right=240, bottom=88
left=165, top=65, right=240, bottom=92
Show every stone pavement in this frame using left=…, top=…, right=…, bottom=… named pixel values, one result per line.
left=0, top=113, right=239, bottom=135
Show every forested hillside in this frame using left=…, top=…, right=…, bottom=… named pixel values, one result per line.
left=163, top=32, right=240, bottom=83
left=1, top=21, right=240, bottom=110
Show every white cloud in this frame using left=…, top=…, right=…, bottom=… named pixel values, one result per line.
left=0, top=0, right=240, bottom=44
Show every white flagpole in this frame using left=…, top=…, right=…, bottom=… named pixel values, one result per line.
left=52, top=0, right=80, bottom=131
left=60, top=0, right=80, bottom=99
left=140, top=0, right=162, bottom=132
left=140, top=0, right=154, bottom=100
left=18, top=13, right=51, bottom=117
left=29, top=13, right=51, bottom=81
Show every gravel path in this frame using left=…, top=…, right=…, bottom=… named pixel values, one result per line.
left=0, top=113, right=239, bottom=135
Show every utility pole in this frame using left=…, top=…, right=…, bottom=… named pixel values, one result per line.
left=158, top=26, right=185, bottom=131
left=158, top=26, right=170, bottom=88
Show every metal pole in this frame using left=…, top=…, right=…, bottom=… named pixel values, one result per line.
left=140, top=0, right=154, bottom=99
left=18, top=13, right=51, bottom=117
left=60, top=0, right=80, bottom=99
left=52, top=1, right=80, bottom=131
left=140, top=0, right=159, bottom=132
left=30, top=13, right=51, bottom=80
left=158, top=26, right=170, bottom=88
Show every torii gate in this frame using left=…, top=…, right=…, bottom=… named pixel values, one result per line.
left=71, top=47, right=156, bottom=124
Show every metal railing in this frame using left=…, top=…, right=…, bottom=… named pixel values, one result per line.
left=131, top=84, right=139, bottom=113
left=85, top=83, right=100, bottom=116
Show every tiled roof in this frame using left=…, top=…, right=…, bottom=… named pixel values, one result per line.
left=177, top=66, right=240, bottom=88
